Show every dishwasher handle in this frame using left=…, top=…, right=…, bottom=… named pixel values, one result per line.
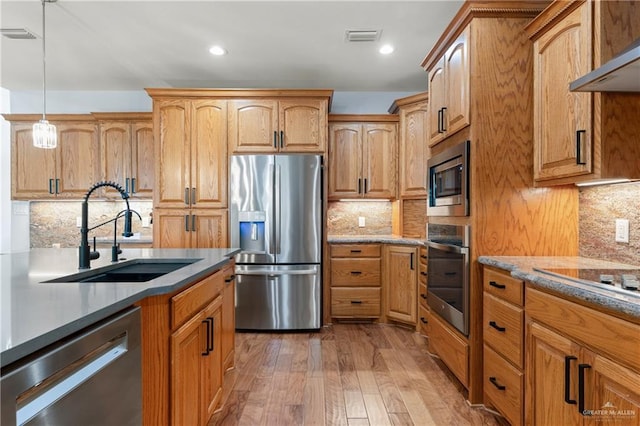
left=235, top=268, right=318, bottom=276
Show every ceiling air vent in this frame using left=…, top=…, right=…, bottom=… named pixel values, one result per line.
left=345, top=29, right=381, bottom=43
left=1, top=28, right=38, bottom=40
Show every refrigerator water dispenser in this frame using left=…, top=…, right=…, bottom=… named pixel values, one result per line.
left=238, top=211, right=266, bottom=253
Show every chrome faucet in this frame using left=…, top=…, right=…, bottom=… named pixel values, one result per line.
left=79, top=181, right=133, bottom=269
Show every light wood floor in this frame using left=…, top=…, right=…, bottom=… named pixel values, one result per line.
left=209, top=324, right=501, bottom=425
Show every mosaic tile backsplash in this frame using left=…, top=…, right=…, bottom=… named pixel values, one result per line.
left=327, top=201, right=393, bottom=235
left=579, top=181, right=640, bottom=265
left=30, top=201, right=153, bottom=248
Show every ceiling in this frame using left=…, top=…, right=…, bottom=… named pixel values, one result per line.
left=0, top=1, right=463, bottom=92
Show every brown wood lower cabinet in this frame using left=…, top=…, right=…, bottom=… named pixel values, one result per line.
left=526, top=287, right=640, bottom=426
left=384, top=245, right=418, bottom=325
left=429, top=312, right=469, bottom=387
left=137, top=261, right=234, bottom=426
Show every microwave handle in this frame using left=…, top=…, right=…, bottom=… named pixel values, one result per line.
left=425, top=241, right=468, bottom=255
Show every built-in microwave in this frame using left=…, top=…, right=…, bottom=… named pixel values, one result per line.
left=427, top=140, right=469, bottom=216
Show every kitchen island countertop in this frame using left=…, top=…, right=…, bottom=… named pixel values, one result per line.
left=478, top=256, right=640, bottom=321
left=0, top=247, right=239, bottom=367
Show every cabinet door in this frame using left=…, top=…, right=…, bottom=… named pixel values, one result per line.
left=399, top=101, right=429, bottom=198
left=533, top=3, right=592, bottom=182
left=131, top=121, right=154, bottom=197
left=191, top=209, right=228, bottom=248
left=363, top=123, right=397, bottom=199
left=279, top=99, right=327, bottom=152
left=427, top=57, right=446, bottom=146
left=191, top=100, right=227, bottom=208
left=221, top=265, right=236, bottom=371
left=154, top=208, right=191, bottom=248
left=155, top=100, right=190, bottom=207
left=328, top=123, right=362, bottom=199
left=56, top=123, right=100, bottom=198
left=11, top=124, right=57, bottom=198
left=527, top=322, right=582, bottom=426
left=228, top=99, right=278, bottom=153
left=171, top=311, right=205, bottom=426
left=202, top=297, right=223, bottom=423
left=385, top=245, right=417, bottom=324
left=445, top=26, right=470, bottom=138
left=100, top=121, right=130, bottom=198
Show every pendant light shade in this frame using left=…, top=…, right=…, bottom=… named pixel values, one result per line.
left=33, top=0, right=57, bottom=149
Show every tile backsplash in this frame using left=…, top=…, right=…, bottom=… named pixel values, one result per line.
left=327, top=201, right=392, bottom=235
left=30, top=201, right=153, bottom=248
left=579, top=181, right=640, bottom=265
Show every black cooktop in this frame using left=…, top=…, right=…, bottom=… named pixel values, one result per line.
left=534, top=267, right=640, bottom=295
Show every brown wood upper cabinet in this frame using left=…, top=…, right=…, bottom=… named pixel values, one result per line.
left=527, top=0, right=640, bottom=185
left=228, top=98, right=328, bottom=153
left=328, top=115, right=398, bottom=200
left=425, top=26, right=470, bottom=147
left=95, top=113, right=153, bottom=199
left=390, top=92, right=429, bottom=198
left=6, top=115, right=100, bottom=199
left=153, top=99, right=227, bottom=209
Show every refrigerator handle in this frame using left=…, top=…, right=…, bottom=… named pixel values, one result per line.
left=275, top=163, right=281, bottom=254
left=268, top=164, right=276, bottom=255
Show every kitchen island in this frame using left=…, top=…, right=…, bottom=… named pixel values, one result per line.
left=0, top=247, right=238, bottom=367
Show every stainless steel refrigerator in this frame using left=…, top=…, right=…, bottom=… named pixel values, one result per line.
left=229, top=154, right=322, bottom=330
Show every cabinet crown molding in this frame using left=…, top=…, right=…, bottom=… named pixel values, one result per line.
left=145, top=88, right=333, bottom=108
left=329, top=114, right=398, bottom=123
left=388, top=91, right=429, bottom=114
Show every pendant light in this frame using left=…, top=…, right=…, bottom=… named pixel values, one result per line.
left=33, top=0, right=57, bottom=149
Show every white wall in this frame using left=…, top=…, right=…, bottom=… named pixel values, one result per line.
left=9, top=90, right=417, bottom=114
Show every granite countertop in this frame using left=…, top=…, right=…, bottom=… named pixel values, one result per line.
left=328, top=234, right=425, bottom=246
left=0, top=247, right=239, bottom=367
left=478, top=256, right=640, bottom=320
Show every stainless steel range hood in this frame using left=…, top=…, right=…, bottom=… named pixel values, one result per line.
left=570, top=38, right=640, bottom=92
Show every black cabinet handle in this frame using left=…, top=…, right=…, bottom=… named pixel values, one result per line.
left=420, top=271, right=427, bottom=276
left=350, top=300, right=362, bottom=304
left=489, top=281, right=506, bottom=289
left=191, top=187, right=196, bottom=205
left=184, top=187, right=190, bottom=205
left=420, top=317, right=428, bottom=324
left=350, top=271, right=362, bottom=275
left=184, top=215, right=190, bottom=232
left=55, top=178, right=60, bottom=194
left=125, top=178, right=130, bottom=193
left=420, top=293, right=427, bottom=300
left=280, top=131, right=284, bottom=148
left=576, top=130, right=587, bottom=165
left=578, top=363, right=591, bottom=414
left=564, top=356, right=577, bottom=405
left=489, top=321, right=506, bottom=332
left=420, top=255, right=427, bottom=259
left=441, top=107, right=447, bottom=132
left=191, top=215, right=196, bottom=232
left=364, top=178, right=368, bottom=194
left=209, top=317, right=215, bottom=351
left=202, top=318, right=212, bottom=355
left=350, top=249, right=362, bottom=253
left=489, top=377, right=506, bottom=391
left=273, top=131, right=278, bottom=148
left=437, top=108, right=443, bottom=133
left=131, top=177, right=136, bottom=193
left=358, top=178, right=362, bottom=194
left=49, top=178, right=54, bottom=194
left=225, top=274, right=236, bottom=283
left=410, top=252, right=414, bottom=270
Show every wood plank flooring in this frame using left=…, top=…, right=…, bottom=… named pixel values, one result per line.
left=209, top=324, right=501, bottom=426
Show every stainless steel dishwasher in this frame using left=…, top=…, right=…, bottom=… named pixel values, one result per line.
left=1, top=307, right=142, bottom=426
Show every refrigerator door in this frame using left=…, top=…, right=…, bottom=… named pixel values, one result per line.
left=235, top=264, right=321, bottom=330
left=229, top=155, right=276, bottom=264
left=274, top=154, right=322, bottom=264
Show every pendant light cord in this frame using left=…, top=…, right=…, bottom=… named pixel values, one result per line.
left=41, top=0, right=47, bottom=121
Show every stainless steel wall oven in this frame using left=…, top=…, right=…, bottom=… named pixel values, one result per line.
left=426, top=223, right=470, bottom=336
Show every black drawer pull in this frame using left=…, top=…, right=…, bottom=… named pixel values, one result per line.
left=420, top=255, right=427, bottom=259
left=225, top=274, right=235, bottom=283
left=564, top=356, right=577, bottom=405
left=420, top=317, right=428, bottom=324
left=350, top=271, right=362, bottom=275
left=420, top=293, right=427, bottom=300
left=489, top=321, right=506, bottom=332
left=350, top=300, right=362, bottom=304
left=578, top=363, right=591, bottom=414
left=489, top=377, right=506, bottom=391
left=489, top=281, right=506, bottom=289
left=420, top=271, right=427, bottom=276
left=202, top=318, right=212, bottom=356
left=350, top=249, right=362, bottom=253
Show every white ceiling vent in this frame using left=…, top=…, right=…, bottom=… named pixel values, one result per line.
left=1, top=28, right=38, bottom=40
left=345, top=29, right=381, bottom=43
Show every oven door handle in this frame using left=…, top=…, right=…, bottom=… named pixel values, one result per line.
left=425, top=241, right=469, bottom=255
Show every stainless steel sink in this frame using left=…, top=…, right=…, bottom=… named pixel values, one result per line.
left=45, top=258, right=201, bottom=283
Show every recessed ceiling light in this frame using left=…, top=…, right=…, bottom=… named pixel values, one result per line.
left=379, top=44, right=394, bottom=55
left=209, top=45, right=227, bottom=56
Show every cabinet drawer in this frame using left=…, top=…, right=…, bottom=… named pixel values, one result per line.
left=483, top=293, right=523, bottom=368
left=418, top=265, right=427, bottom=285
left=331, top=287, right=380, bottom=317
left=419, top=247, right=427, bottom=266
left=483, top=267, right=524, bottom=306
left=483, top=345, right=523, bottom=426
left=171, top=269, right=224, bottom=330
left=429, top=313, right=468, bottom=387
left=418, top=304, right=431, bottom=336
left=418, top=282, right=428, bottom=309
left=330, top=244, right=381, bottom=258
left=331, top=258, right=380, bottom=286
